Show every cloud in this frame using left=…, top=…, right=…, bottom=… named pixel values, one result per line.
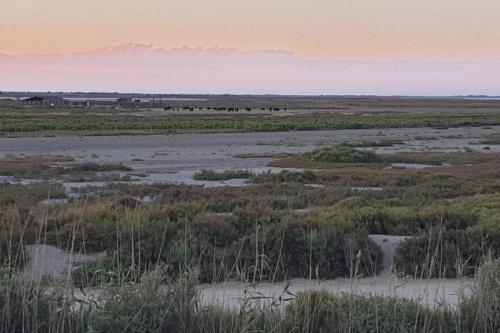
left=1, top=43, right=500, bottom=95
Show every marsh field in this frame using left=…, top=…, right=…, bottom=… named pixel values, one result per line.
left=3, top=96, right=500, bottom=332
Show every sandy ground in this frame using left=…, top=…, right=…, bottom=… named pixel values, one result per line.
left=198, top=276, right=473, bottom=310
left=64, top=275, right=474, bottom=311
left=24, top=244, right=105, bottom=281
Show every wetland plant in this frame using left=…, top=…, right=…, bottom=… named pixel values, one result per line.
left=304, top=147, right=381, bottom=164
left=193, top=169, right=254, bottom=181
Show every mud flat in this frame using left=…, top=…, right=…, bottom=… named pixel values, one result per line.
left=2, top=126, right=500, bottom=173
left=3, top=126, right=500, bottom=196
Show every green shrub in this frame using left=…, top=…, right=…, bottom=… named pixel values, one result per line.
left=394, top=229, right=491, bottom=277
left=195, top=305, right=282, bottom=333
left=172, top=215, right=241, bottom=282
left=0, top=210, right=38, bottom=268
left=234, top=218, right=382, bottom=281
left=90, top=271, right=198, bottom=333
left=285, top=291, right=452, bottom=333
left=304, top=147, right=380, bottom=164
left=0, top=274, right=82, bottom=332
left=350, top=205, right=478, bottom=235
left=47, top=217, right=118, bottom=252
left=72, top=256, right=138, bottom=287
left=193, top=169, right=253, bottom=181
left=229, top=205, right=283, bottom=233
left=459, top=260, right=500, bottom=332
left=334, top=196, right=367, bottom=210
left=69, top=162, right=131, bottom=172
left=0, top=182, right=66, bottom=207
left=250, top=170, right=317, bottom=183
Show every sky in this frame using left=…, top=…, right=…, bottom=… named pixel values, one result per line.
left=1, top=0, right=500, bottom=95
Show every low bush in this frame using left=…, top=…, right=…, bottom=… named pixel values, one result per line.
left=44, top=199, right=381, bottom=283
left=72, top=256, right=139, bottom=287
left=250, top=170, right=317, bottom=183
left=89, top=271, right=198, bottom=333
left=350, top=204, right=478, bottom=235
left=304, top=147, right=380, bottom=164
left=230, top=205, right=283, bottom=232
left=69, top=162, right=131, bottom=172
left=233, top=218, right=382, bottom=281
left=285, top=291, right=452, bottom=333
left=341, top=139, right=405, bottom=148
left=392, top=196, right=500, bottom=278
left=0, top=274, right=82, bottom=332
left=195, top=305, right=283, bottom=333
left=193, top=169, right=253, bottom=181
left=0, top=209, right=39, bottom=268
left=0, top=182, right=66, bottom=207
left=459, top=260, right=500, bottom=332
left=393, top=229, right=496, bottom=278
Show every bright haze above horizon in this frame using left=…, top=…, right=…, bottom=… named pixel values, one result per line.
left=1, top=0, right=500, bottom=95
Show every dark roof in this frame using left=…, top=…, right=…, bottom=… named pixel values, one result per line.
left=23, top=96, right=68, bottom=102
left=23, top=96, right=44, bottom=102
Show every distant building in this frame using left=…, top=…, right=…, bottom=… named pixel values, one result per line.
left=23, top=96, right=44, bottom=104
left=23, top=96, right=69, bottom=106
left=117, top=97, right=132, bottom=105
left=71, top=100, right=92, bottom=107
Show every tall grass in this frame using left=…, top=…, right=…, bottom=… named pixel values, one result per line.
left=3, top=173, right=500, bottom=331
left=3, top=244, right=500, bottom=332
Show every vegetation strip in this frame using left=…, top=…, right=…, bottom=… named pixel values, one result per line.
left=2, top=111, right=500, bottom=136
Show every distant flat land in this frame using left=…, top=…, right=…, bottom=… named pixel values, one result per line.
left=1, top=95, right=500, bottom=137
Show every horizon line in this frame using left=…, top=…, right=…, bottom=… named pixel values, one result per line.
left=2, top=91, right=500, bottom=99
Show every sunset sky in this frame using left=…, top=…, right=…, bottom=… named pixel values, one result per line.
left=2, top=0, right=500, bottom=94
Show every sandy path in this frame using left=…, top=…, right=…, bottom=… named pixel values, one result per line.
left=67, top=275, right=473, bottom=311
left=368, top=234, right=410, bottom=274
left=198, top=276, right=473, bottom=309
